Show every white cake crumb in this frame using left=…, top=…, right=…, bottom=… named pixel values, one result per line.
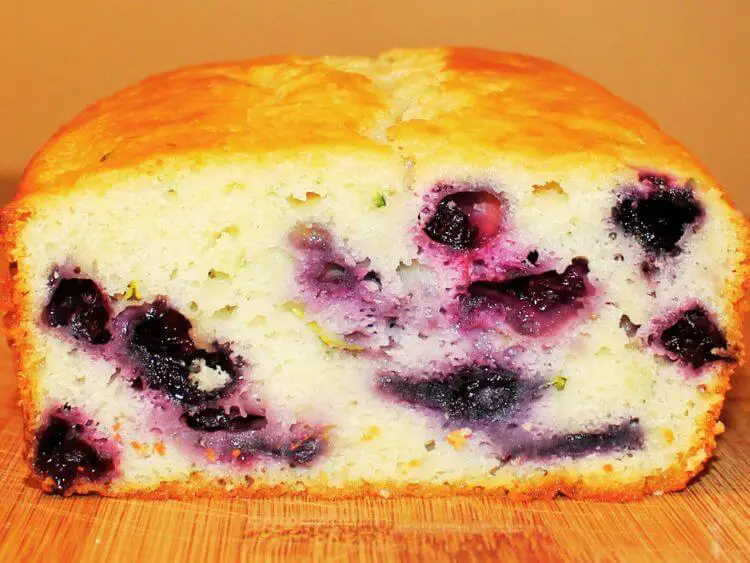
left=188, top=358, right=231, bottom=392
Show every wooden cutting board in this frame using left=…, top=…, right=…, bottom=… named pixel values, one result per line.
left=0, top=336, right=748, bottom=562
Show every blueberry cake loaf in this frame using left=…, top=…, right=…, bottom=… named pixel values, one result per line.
left=2, top=47, right=747, bottom=499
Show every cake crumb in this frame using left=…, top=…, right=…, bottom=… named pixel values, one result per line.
left=231, top=449, right=241, bottom=459
left=154, top=441, right=166, bottom=456
left=714, top=421, right=726, bottom=435
left=205, top=448, right=218, bottom=462
left=447, top=428, right=472, bottom=450
left=361, top=426, right=380, bottom=442
left=189, top=358, right=231, bottom=392
left=663, top=429, right=675, bottom=444
left=424, top=440, right=436, bottom=451
left=603, top=464, right=614, bottom=473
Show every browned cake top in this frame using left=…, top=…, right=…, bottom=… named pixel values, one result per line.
left=17, top=47, right=713, bottom=199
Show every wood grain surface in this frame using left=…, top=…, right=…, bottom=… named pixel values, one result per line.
left=0, top=332, right=747, bottom=562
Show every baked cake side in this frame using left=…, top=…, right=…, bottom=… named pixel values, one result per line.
left=2, top=47, right=747, bottom=499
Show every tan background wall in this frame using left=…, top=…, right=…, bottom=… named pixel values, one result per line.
left=1, top=1, right=748, bottom=209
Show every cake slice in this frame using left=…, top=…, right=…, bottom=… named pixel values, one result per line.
left=1, top=47, right=747, bottom=499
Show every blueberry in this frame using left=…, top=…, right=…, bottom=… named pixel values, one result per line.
left=514, top=419, right=642, bottom=459
left=613, top=186, right=701, bottom=253
left=132, top=302, right=196, bottom=361
left=45, top=278, right=112, bottom=344
left=285, top=435, right=324, bottom=466
left=378, top=364, right=522, bottom=423
left=126, top=301, right=238, bottom=404
left=33, top=415, right=114, bottom=494
left=465, top=258, right=590, bottom=335
left=425, top=199, right=475, bottom=249
left=424, top=190, right=502, bottom=250
left=660, top=307, right=730, bottom=368
left=180, top=408, right=266, bottom=432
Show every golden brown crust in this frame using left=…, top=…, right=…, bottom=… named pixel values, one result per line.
left=26, top=448, right=712, bottom=502
left=2, top=47, right=748, bottom=500
left=8, top=46, right=720, bottom=203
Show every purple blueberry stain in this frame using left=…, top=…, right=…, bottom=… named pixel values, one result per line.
left=378, top=364, right=529, bottom=424
left=462, top=258, right=591, bottom=336
left=612, top=177, right=702, bottom=254
left=423, top=188, right=503, bottom=250
left=33, top=407, right=117, bottom=494
left=638, top=172, right=671, bottom=187
left=180, top=407, right=267, bottom=432
left=184, top=418, right=327, bottom=467
left=317, top=262, right=357, bottom=288
left=289, top=223, right=380, bottom=299
left=507, top=418, right=643, bottom=460
left=378, top=364, right=644, bottom=461
left=658, top=307, right=731, bottom=368
left=284, top=434, right=326, bottom=467
left=288, top=222, right=400, bottom=347
left=45, top=277, right=112, bottom=344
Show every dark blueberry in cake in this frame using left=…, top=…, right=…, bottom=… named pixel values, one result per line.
left=526, top=250, right=539, bottom=265
left=181, top=408, right=267, bottom=432
left=131, top=302, right=196, bottom=361
left=515, top=419, right=643, bottom=459
left=45, top=278, right=112, bottom=344
left=126, top=301, right=239, bottom=403
left=660, top=307, right=730, bottom=368
left=425, top=198, right=474, bottom=249
left=613, top=186, right=702, bottom=253
left=424, top=190, right=502, bottom=250
left=34, top=415, right=115, bottom=494
left=465, top=258, right=590, bottom=335
left=285, top=435, right=325, bottom=466
left=379, top=364, right=522, bottom=423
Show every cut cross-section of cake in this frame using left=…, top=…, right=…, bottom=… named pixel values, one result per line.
left=1, top=47, right=747, bottom=500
